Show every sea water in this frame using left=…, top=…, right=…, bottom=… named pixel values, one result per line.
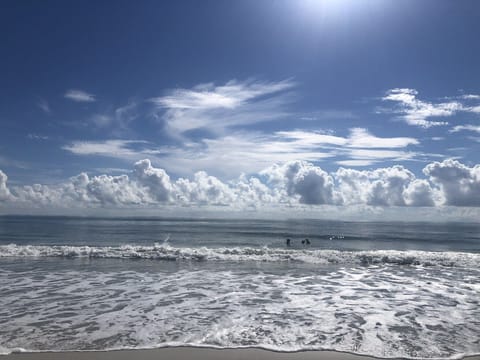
left=0, top=216, right=479, bottom=358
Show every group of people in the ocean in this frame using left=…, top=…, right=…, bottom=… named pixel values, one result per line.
left=286, top=238, right=310, bottom=247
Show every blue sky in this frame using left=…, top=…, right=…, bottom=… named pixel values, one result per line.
left=1, top=0, right=480, bottom=216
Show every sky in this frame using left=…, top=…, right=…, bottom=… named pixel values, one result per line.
left=1, top=0, right=480, bottom=219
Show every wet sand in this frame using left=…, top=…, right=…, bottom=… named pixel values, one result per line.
left=3, top=347, right=480, bottom=360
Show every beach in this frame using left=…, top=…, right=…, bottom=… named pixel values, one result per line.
left=4, top=348, right=480, bottom=360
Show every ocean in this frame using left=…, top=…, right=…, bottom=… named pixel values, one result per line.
left=0, top=216, right=479, bottom=359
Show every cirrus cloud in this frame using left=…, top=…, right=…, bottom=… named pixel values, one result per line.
left=64, top=89, right=96, bottom=103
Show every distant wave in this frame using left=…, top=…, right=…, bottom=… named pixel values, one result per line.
left=0, top=244, right=478, bottom=268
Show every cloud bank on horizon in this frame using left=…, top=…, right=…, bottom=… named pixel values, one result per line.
left=1, top=158, right=480, bottom=215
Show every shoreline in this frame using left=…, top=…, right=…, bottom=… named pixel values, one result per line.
left=3, top=347, right=480, bottom=360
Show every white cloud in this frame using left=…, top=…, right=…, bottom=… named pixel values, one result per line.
left=335, top=160, right=374, bottom=167
left=62, top=127, right=423, bottom=177
left=64, top=89, right=96, bottom=103
left=335, top=166, right=441, bottom=207
left=0, top=170, right=12, bottom=201
left=133, top=159, right=174, bottom=202
left=61, top=82, right=436, bottom=177
left=468, top=105, right=480, bottom=113
left=275, top=128, right=418, bottom=150
left=403, top=179, right=437, bottom=207
left=176, top=171, right=235, bottom=205
left=152, top=79, right=293, bottom=110
left=347, top=128, right=418, bottom=148
left=461, top=94, right=480, bottom=100
left=261, top=161, right=339, bottom=205
left=275, top=130, right=347, bottom=147
left=424, top=159, right=480, bottom=206
left=2, top=159, right=480, bottom=211
left=150, top=79, right=295, bottom=137
left=63, top=140, right=149, bottom=160
left=450, top=125, right=480, bottom=134
left=346, top=148, right=416, bottom=163
left=383, top=88, right=462, bottom=128
left=273, top=129, right=420, bottom=167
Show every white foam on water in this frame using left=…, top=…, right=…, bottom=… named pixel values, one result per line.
left=0, top=263, right=479, bottom=359
left=0, top=243, right=479, bottom=268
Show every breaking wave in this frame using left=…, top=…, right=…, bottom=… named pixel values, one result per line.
left=0, top=244, right=478, bottom=268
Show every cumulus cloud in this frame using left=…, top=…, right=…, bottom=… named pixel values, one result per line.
left=334, top=166, right=436, bottom=207
left=403, top=179, right=437, bottom=207
left=367, top=167, right=415, bottom=206
left=64, top=89, right=96, bottom=103
left=337, top=165, right=449, bottom=207
left=261, top=161, right=339, bottom=205
left=133, top=159, right=174, bottom=202
left=0, top=170, right=12, bottom=201
left=2, top=159, right=480, bottom=211
left=424, top=159, right=480, bottom=206
left=176, top=172, right=235, bottom=205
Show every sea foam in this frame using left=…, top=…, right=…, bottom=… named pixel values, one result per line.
left=0, top=243, right=478, bottom=268
left=0, top=262, right=479, bottom=358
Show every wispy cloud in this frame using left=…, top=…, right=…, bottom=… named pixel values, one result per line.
left=272, top=129, right=420, bottom=166
left=63, top=140, right=149, bottom=160
left=343, top=148, right=417, bottom=166
left=298, top=110, right=357, bottom=121
left=150, top=79, right=296, bottom=137
left=153, top=79, right=294, bottom=110
left=87, top=101, right=140, bottom=137
left=27, top=134, right=49, bottom=140
left=466, top=105, right=480, bottom=113
left=37, top=98, right=51, bottom=113
left=347, top=127, right=419, bottom=148
left=461, top=94, right=480, bottom=100
left=383, top=88, right=462, bottom=128
left=61, top=82, right=469, bottom=177
left=0, top=155, right=29, bottom=169
left=64, top=89, right=96, bottom=103
left=62, top=128, right=424, bottom=176
left=450, top=124, right=480, bottom=134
